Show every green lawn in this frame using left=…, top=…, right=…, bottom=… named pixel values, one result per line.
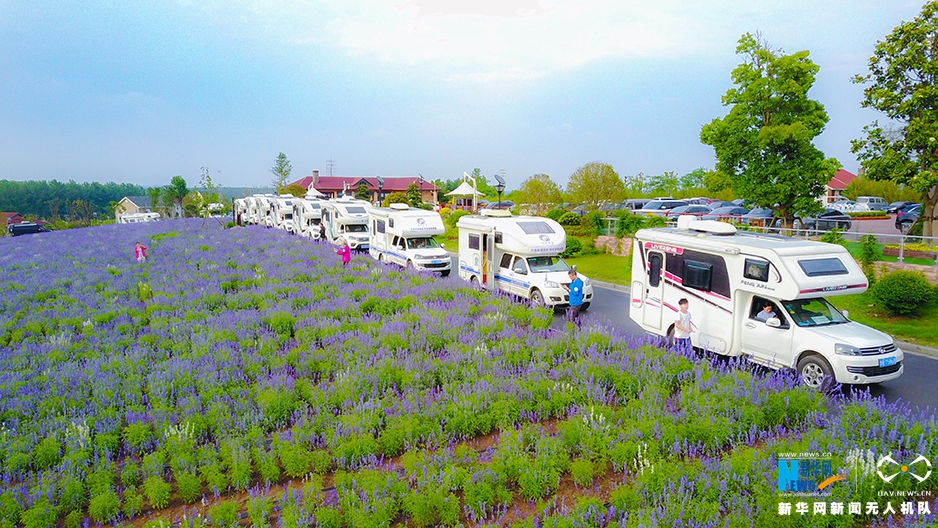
left=829, top=291, right=938, bottom=348
left=843, top=240, right=935, bottom=266
left=565, top=252, right=633, bottom=286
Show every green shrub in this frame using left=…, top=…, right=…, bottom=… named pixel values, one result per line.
left=208, top=501, right=239, bottom=528
left=569, top=457, right=595, bottom=487
left=446, top=210, right=469, bottom=228
left=545, top=209, right=565, bottom=221
left=32, top=436, right=61, bottom=470
left=121, top=460, right=141, bottom=487
left=88, top=489, right=120, bottom=523
left=144, top=475, right=172, bottom=509
left=858, top=234, right=881, bottom=284
left=557, top=212, right=581, bottom=226
left=873, top=270, right=935, bottom=316
left=123, top=422, right=152, bottom=453
left=642, top=215, right=667, bottom=229
left=580, top=239, right=601, bottom=256
left=560, top=238, right=582, bottom=258
left=122, top=486, right=145, bottom=518
left=279, top=443, right=315, bottom=478
left=615, top=214, right=646, bottom=238
left=820, top=228, right=846, bottom=247
left=175, top=470, right=203, bottom=504
left=263, top=312, right=296, bottom=339
left=582, top=211, right=604, bottom=234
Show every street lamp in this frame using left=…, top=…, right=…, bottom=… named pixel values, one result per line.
left=376, top=175, right=384, bottom=205
left=494, top=174, right=506, bottom=210
left=418, top=173, right=425, bottom=205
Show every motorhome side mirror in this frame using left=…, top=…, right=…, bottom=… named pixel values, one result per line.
left=841, top=309, right=849, bottom=319
left=440, top=243, right=445, bottom=248
left=766, top=317, right=781, bottom=328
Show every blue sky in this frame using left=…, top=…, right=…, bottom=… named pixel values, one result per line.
left=0, top=0, right=926, bottom=191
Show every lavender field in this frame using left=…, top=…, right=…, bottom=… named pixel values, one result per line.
left=0, top=219, right=936, bottom=528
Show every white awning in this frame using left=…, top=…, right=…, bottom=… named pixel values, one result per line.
left=305, top=187, right=325, bottom=197
left=446, top=181, right=480, bottom=196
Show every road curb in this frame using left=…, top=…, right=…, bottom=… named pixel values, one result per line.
left=590, top=279, right=630, bottom=293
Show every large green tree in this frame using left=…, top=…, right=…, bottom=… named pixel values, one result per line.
left=164, top=175, right=188, bottom=218
left=852, top=1, right=938, bottom=237
left=270, top=152, right=292, bottom=194
left=517, top=173, right=562, bottom=215
left=566, top=162, right=625, bottom=208
left=700, top=33, right=838, bottom=227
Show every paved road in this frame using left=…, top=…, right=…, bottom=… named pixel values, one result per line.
left=447, top=254, right=937, bottom=411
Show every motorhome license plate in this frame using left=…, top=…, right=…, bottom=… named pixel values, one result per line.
left=431, top=259, right=443, bottom=264
left=879, top=357, right=896, bottom=368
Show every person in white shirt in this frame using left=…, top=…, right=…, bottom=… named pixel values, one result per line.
left=755, top=302, right=777, bottom=322
left=674, top=298, right=693, bottom=349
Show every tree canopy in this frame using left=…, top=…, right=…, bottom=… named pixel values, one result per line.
left=270, top=152, right=293, bottom=193
left=852, top=1, right=938, bottom=236
left=566, top=162, right=625, bottom=207
left=516, top=174, right=562, bottom=215
left=0, top=179, right=146, bottom=220
left=700, top=33, right=838, bottom=225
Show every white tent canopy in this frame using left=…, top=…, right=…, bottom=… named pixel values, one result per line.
left=446, top=181, right=480, bottom=197
left=305, top=187, right=326, bottom=198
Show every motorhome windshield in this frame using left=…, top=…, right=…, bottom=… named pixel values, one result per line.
left=526, top=256, right=569, bottom=273
left=346, top=224, right=368, bottom=233
left=781, top=298, right=848, bottom=327
left=407, top=238, right=439, bottom=250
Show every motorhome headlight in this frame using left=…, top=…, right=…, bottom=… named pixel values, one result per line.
left=583, top=278, right=591, bottom=286
left=544, top=280, right=560, bottom=288
left=834, top=343, right=862, bottom=356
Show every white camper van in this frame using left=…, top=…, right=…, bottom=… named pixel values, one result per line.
left=322, top=198, right=371, bottom=250
left=270, top=196, right=297, bottom=233
left=369, top=204, right=451, bottom=276
left=118, top=212, right=161, bottom=224
left=294, top=197, right=324, bottom=239
left=629, top=216, right=903, bottom=388
left=457, top=210, right=593, bottom=308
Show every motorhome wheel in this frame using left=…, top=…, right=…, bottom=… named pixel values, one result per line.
left=440, top=270, right=450, bottom=277
left=796, top=354, right=833, bottom=389
left=581, top=302, right=590, bottom=311
left=530, top=289, right=545, bottom=307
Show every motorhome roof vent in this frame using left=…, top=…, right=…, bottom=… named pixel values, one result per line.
left=480, top=209, right=512, bottom=218
left=677, top=216, right=737, bottom=235
left=389, top=203, right=409, bottom=210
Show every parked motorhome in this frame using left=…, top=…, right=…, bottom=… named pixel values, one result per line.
left=322, top=198, right=371, bottom=250
left=456, top=210, right=593, bottom=308
left=118, top=212, right=161, bottom=224
left=628, top=216, right=902, bottom=388
left=294, top=197, right=324, bottom=239
left=369, top=204, right=450, bottom=276
left=233, top=198, right=248, bottom=225
left=270, top=196, right=297, bottom=233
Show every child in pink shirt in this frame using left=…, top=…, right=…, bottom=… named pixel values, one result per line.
left=134, top=241, right=148, bottom=262
left=334, top=241, right=351, bottom=266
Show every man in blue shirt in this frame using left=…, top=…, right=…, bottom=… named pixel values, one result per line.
left=563, top=268, right=584, bottom=322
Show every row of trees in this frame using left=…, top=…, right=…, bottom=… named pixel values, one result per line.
left=0, top=180, right=146, bottom=221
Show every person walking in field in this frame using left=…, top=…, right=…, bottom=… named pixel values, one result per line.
left=134, top=241, right=148, bottom=262
left=319, top=222, right=326, bottom=242
left=673, top=298, right=694, bottom=350
left=335, top=239, right=351, bottom=267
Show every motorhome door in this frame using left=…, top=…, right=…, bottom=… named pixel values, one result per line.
left=483, top=234, right=496, bottom=289
left=643, top=250, right=665, bottom=329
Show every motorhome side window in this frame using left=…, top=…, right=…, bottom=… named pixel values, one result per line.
left=648, top=254, right=662, bottom=287
left=683, top=260, right=712, bottom=291
left=376, top=220, right=385, bottom=233
left=799, top=258, right=848, bottom=277
left=389, top=219, right=394, bottom=228
left=469, top=234, right=480, bottom=250
left=500, top=254, right=512, bottom=269
left=744, top=259, right=769, bottom=282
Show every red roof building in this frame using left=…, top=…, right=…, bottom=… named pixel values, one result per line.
left=1, top=213, right=24, bottom=235
left=291, top=170, right=440, bottom=204
left=823, top=169, right=857, bottom=205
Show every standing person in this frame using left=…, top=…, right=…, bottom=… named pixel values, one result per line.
left=134, top=241, right=148, bottom=263
left=562, top=268, right=584, bottom=322
left=334, top=239, right=351, bottom=267
left=673, top=298, right=693, bottom=349
left=319, top=222, right=326, bottom=242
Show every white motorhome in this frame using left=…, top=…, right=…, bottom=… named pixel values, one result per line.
left=456, top=210, right=593, bottom=308
left=118, top=212, right=161, bottom=224
left=322, top=198, right=371, bottom=250
left=368, top=204, right=451, bottom=276
left=629, top=216, right=903, bottom=388
left=270, top=196, right=297, bottom=233
left=294, top=197, right=324, bottom=239
left=233, top=198, right=248, bottom=225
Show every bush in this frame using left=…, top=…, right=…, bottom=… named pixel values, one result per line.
left=382, top=192, right=409, bottom=207
left=208, top=501, right=239, bottom=528
left=580, top=239, right=601, bottom=256
left=820, top=228, right=846, bottom=247
left=858, top=234, right=881, bottom=284
left=582, top=211, right=604, bottom=234
left=545, top=209, right=565, bottom=221
left=88, top=489, right=119, bottom=523
left=446, top=210, right=469, bottom=228
left=144, top=475, right=172, bottom=509
left=557, top=212, right=581, bottom=227
left=615, top=214, right=646, bottom=238
left=560, top=238, right=582, bottom=258
left=873, top=271, right=935, bottom=316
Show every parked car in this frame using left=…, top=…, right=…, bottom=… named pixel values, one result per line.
left=707, top=200, right=738, bottom=209
left=895, top=204, right=922, bottom=234
left=829, top=199, right=870, bottom=213
left=886, top=200, right=917, bottom=214
left=685, top=197, right=712, bottom=205
left=856, top=196, right=889, bottom=211
left=7, top=222, right=50, bottom=236
left=621, top=199, right=650, bottom=211
left=792, top=209, right=852, bottom=233
left=701, top=206, right=749, bottom=221
left=634, top=199, right=689, bottom=216
left=665, top=205, right=712, bottom=219
left=740, top=208, right=776, bottom=227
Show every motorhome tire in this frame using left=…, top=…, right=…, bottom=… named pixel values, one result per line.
left=797, top=354, right=833, bottom=389
left=377, top=254, right=383, bottom=262
left=581, top=302, right=590, bottom=311
left=406, top=260, right=413, bottom=269
left=470, top=275, right=480, bottom=287
left=440, top=270, right=450, bottom=277
left=530, top=289, right=545, bottom=307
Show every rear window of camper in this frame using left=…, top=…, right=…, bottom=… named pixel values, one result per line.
left=469, top=234, right=480, bottom=250
left=517, top=221, right=555, bottom=235
left=798, top=258, right=848, bottom=277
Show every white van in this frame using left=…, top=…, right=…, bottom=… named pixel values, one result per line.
left=368, top=204, right=451, bottom=275
left=322, top=198, right=371, bottom=250
left=457, top=210, right=593, bottom=309
left=118, top=212, right=161, bottom=224
left=271, top=196, right=297, bottom=233
left=294, top=197, right=324, bottom=239
left=856, top=196, right=889, bottom=211
left=629, top=216, right=903, bottom=388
